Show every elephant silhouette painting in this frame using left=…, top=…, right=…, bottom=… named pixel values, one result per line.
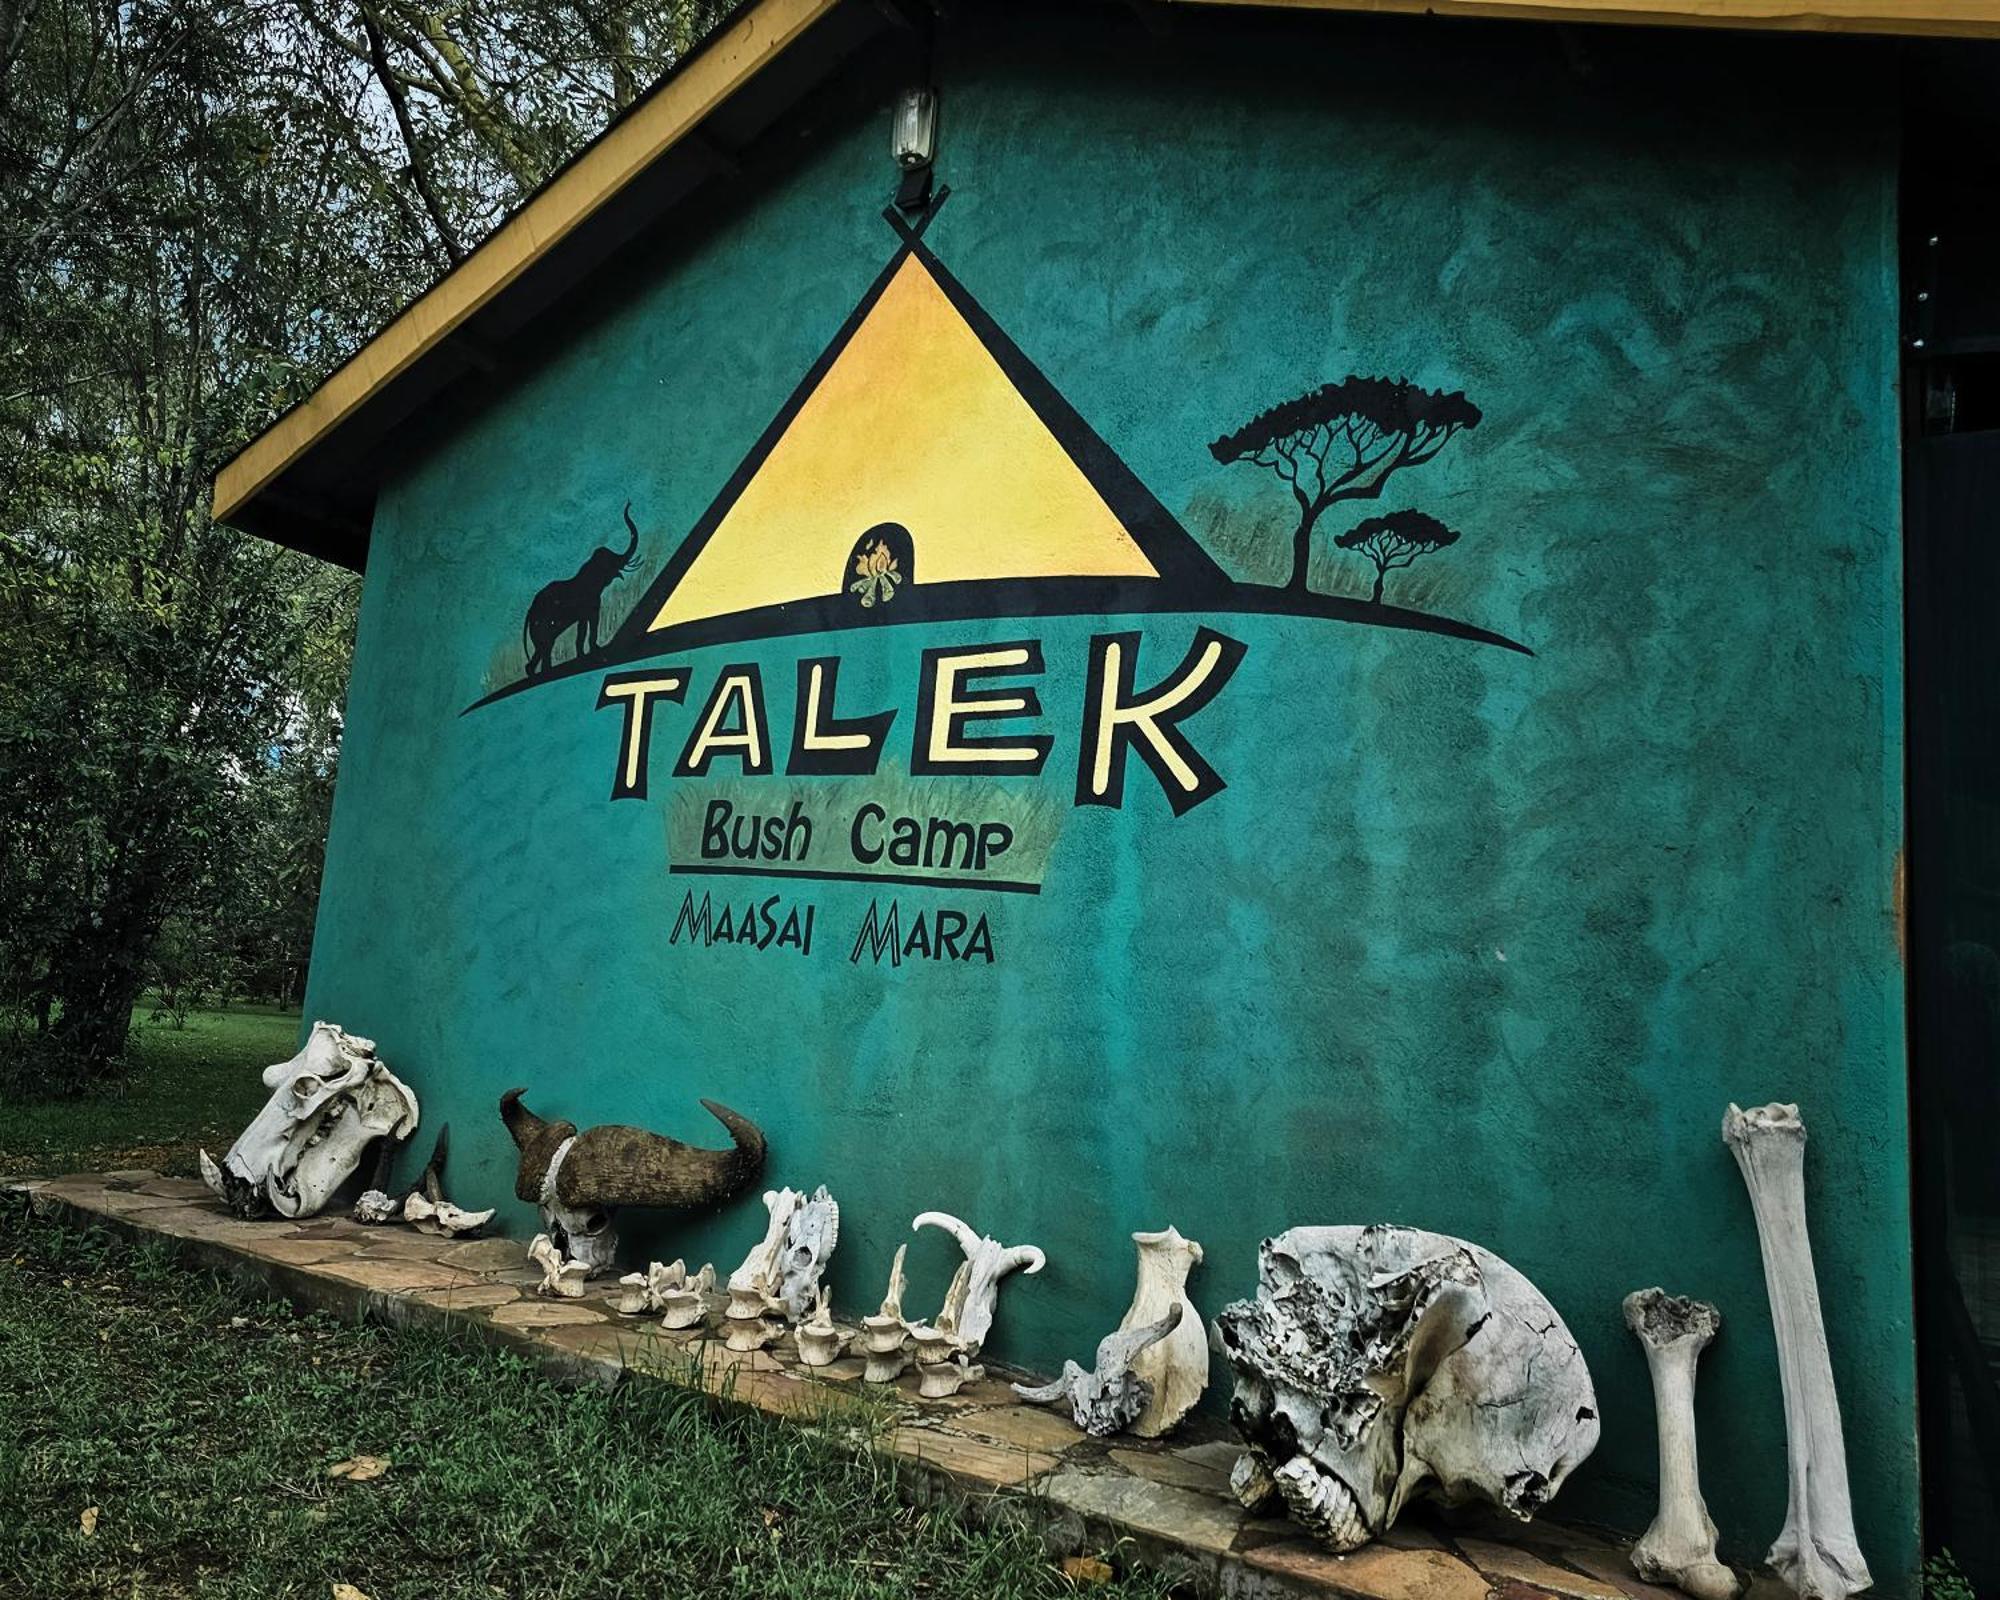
left=523, top=503, right=642, bottom=677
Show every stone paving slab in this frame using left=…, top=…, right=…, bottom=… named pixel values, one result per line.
left=8, top=1171, right=1739, bottom=1600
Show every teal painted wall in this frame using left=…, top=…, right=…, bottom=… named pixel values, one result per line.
left=307, top=9, right=1916, bottom=1582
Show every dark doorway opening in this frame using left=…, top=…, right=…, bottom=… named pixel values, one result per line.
left=1904, top=43, right=2000, bottom=1588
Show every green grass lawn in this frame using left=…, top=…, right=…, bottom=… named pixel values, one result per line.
left=0, top=1003, right=301, bottom=1180
left=0, top=1205, right=1172, bottom=1600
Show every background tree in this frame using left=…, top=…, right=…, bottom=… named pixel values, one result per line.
left=0, top=0, right=720, bottom=1095
left=1209, top=377, right=1481, bottom=593
left=1334, top=509, right=1462, bottom=604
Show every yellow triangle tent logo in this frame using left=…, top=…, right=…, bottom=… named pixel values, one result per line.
left=608, top=225, right=1231, bottom=657
left=470, top=209, right=1529, bottom=714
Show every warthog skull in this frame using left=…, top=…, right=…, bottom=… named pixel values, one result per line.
left=199, top=1023, right=419, bottom=1219
left=1214, top=1225, right=1599, bottom=1552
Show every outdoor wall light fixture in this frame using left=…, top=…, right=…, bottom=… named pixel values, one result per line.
left=891, top=86, right=938, bottom=214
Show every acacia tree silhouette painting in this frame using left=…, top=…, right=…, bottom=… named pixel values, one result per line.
left=1209, top=377, right=1481, bottom=593
left=1336, top=509, right=1461, bottom=604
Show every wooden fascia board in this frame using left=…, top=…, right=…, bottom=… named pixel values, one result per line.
left=1169, top=0, right=2000, bottom=38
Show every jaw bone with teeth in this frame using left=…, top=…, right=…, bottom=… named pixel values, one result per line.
left=499, top=1088, right=766, bottom=1277
left=199, top=1023, right=419, bottom=1220
left=1213, top=1225, right=1599, bottom=1553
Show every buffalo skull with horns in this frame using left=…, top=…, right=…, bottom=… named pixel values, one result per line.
left=499, top=1088, right=766, bottom=1275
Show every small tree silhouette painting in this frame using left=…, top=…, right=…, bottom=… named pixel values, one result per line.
left=1336, top=510, right=1460, bottom=604
left=1209, top=376, right=1481, bottom=592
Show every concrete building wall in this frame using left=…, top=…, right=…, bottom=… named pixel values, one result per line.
left=307, top=9, right=1916, bottom=1576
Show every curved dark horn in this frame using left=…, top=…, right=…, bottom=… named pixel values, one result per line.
left=620, top=501, right=639, bottom=557
left=700, top=1098, right=766, bottom=1169
left=360, top=1131, right=404, bottom=1196
left=412, top=1123, right=449, bottom=1202
left=500, top=1088, right=576, bottom=1203
left=554, top=1100, right=766, bottom=1213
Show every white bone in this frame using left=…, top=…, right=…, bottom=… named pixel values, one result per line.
left=1215, top=1225, right=1598, bottom=1552
left=529, top=1232, right=589, bottom=1299
left=199, top=1023, right=418, bottom=1219
left=658, top=1263, right=714, bottom=1330
left=862, top=1344, right=910, bottom=1384
left=729, top=1188, right=803, bottom=1297
left=402, top=1192, right=493, bottom=1238
left=614, top=1259, right=687, bottom=1316
left=1013, top=1304, right=1185, bottom=1436
left=1118, top=1226, right=1208, bottom=1437
left=858, top=1244, right=912, bottom=1380
left=915, top=1350, right=983, bottom=1399
left=912, top=1211, right=1044, bottom=1354
left=537, top=1138, right=618, bottom=1277
left=795, top=1286, right=854, bottom=1367
left=876, top=1243, right=909, bottom=1322
left=1723, top=1104, right=1871, bottom=1600
left=1624, top=1288, right=1740, bottom=1600
left=774, top=1186, right=840, bottom=1321
left=352, top=1189, right=402, bottom=1225
left=905, top=1322, right=980, bottom=1394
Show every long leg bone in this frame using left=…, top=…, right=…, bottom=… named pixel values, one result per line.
left=1624, top=1288, right=1741, bottom=1600
left=1722, top=1104, right=1870, bottom=1600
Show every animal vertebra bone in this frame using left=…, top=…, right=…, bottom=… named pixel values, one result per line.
left=1723, top=1104, right=1871, bottom=1600
left=1625, top=1288, right=1740, bottom=1600
left=659, top=1263, right=715, bottom=1330
left=529, top=1232, right=589, bottom=1299
left=909, top=1327, right=982, bottom=1398
left=1013, top=1304, right=1185, bottom=1436
left=1119, top=1227, right=1208, bottom=1437
left=860, top=1245, right=912, bottom=1382
left=912, top=1211, right=1044, bottom=1354
left=795, top=1286, right=854, bottom=1367
left=500, top=1089, right=765, bottom=1277
left=200, top=1023, right=418, bottom=1220
left=1214, top=1225, right=1598, bottom=1553
left=615, top=1259, right=689, bottom=1317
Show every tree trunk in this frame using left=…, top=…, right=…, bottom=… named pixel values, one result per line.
left=42, top=894, right=156, bottom=1092
left=1369, top=569, right=1385, bottom=604
left=1289, top=516, right=1314, bottom=592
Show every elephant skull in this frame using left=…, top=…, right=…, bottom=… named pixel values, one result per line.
left=1214, top=1225, right=1599, bottom=1552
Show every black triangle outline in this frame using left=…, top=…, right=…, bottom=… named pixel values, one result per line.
left=609, top=230, right=1229, bottom=654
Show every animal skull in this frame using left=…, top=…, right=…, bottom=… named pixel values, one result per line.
left=912, top=1211, right=1044, bottom=1354
left=1214, top=1225, right=1599, bottom=1552
left=199, top=1023, right=418, bottom=1219
left=537, top=1138, right=620, bottom=1275
left=500, top=1089, right=766, bottom=1277
left=1013, top=1304, right=1186, bottom=1436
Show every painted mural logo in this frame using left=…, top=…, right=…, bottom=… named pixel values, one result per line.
left=471, top=200, right=1527, bottom=962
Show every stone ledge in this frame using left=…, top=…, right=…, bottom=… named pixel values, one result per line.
left=7, top=1172, right=1736, bottom=1600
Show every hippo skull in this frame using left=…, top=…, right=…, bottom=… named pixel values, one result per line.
left=199, top=1023, right=419, bottom=1219
left=1214, top=1225, right=1599, bottom=1552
